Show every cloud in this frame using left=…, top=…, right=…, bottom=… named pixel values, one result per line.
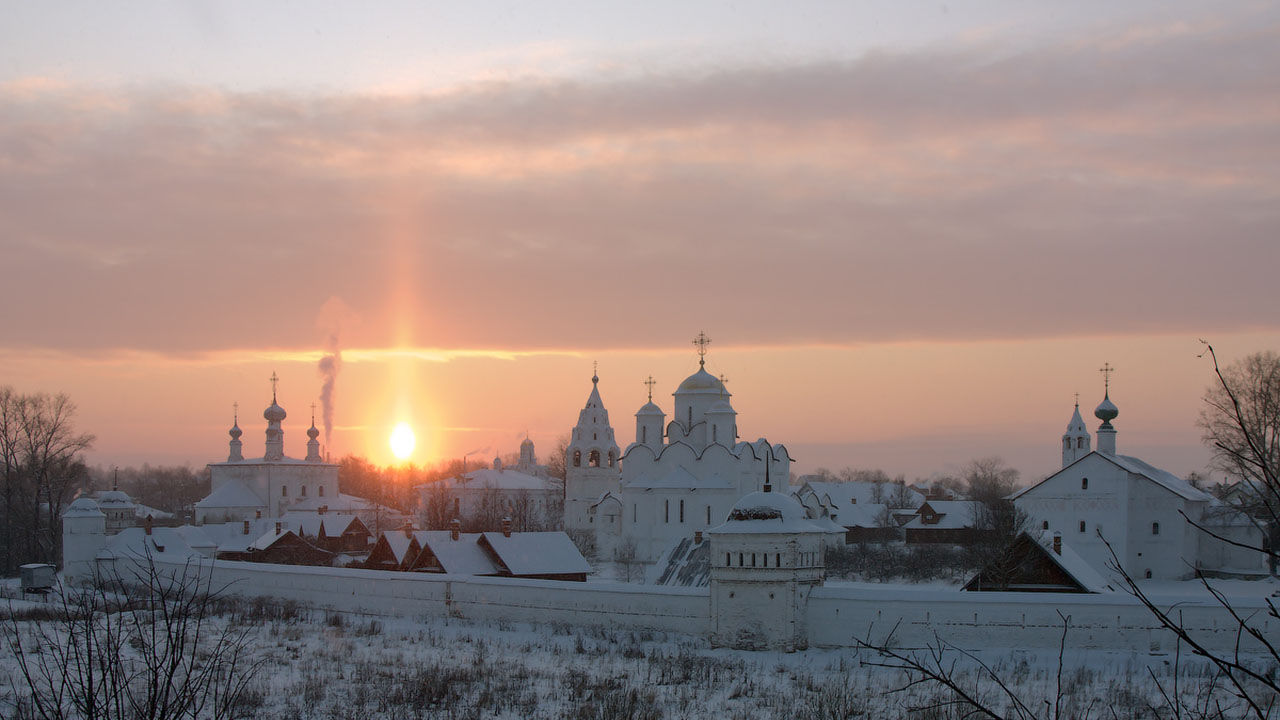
left=1, top=9, right=1277, bottom=355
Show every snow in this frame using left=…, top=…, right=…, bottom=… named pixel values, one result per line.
left=798, top=480, right=924, bottom=511
left=195, top=478, right=264, bottom=509
left=450, top=467, right=551, bottom=492
left=901, top=500, right=981, bottom=530
left=419, top=531, right=502, bottom=575
left=630, top=465, right=735, bottom=490
left=1111, top=454, right=1214, bottom=502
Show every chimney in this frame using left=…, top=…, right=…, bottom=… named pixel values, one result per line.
left=1052, top=532, right=1062, bottom=556
left=275, top=521, right=282, bottom=536
left=694, top=530, right=703, bottom=543
left=255, top=509, right=262, bottom=519
left=501, top=517, right=512, bottom=538
left=242, top=520, right=250, bottom=535
left=450, top=518, right=461, bottom=541
left=144, top=514, right=153, bottom=536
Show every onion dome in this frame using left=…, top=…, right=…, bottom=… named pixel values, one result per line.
left=98, top=489, right=135, bottom=508
left=229, top=421, right=243, bottom=440
left=1094, top=393, right=1118, bottom=425
left=306, top=422, right=320, bottom=440
left=521, top=436, right=534, bottom=448
left=677, top=367, right=726, bottom=393
left=264, top=402, right=287, bottom=423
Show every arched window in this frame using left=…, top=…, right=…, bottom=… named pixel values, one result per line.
left=301, top=485, right=307, bottom=497
left=588, top=450, right=600, bottom=467
left=738, top=553, right=743, bottom=567
left=642, top=426, right=647, bottom=443
left=573, top=450, right=581, bottom=467
left=712, top=425, right=717, bottom=442
left=679, top=499, right=684, bottom=523
left=1077, top=437, right=1084, bottom=449
left=282, top=486, right=287, bottom=497
left=776, top=553, right=781, bottom=567
left=1152, top=522, right=1160, bottom=535
left=1042, top=520, right=1049, bottom=530
left=751, top=553, right=757, bottom=567
left=1144, top=569, right=1153, bottom=579
left=318, top=486, right=324, bottom=497
left=1079, top=520, right=1086, bottom=533
left=688, top=407, right=692, bottom=426
left=1081, top=477, right=1089, bottom=490
left=607, top=450, right=616, bottom=468
left=726, top=552, right=731, bottom=566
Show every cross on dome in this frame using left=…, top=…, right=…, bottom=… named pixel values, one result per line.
left=233, top=401, right=239, bottom=423
left=693, top=331, right=711, bottom=367
left=270, top=371, right=280, bottom=402
left=1099, top=362, right=1114, bottom=392
left=644, top=375, right=656, bottom=402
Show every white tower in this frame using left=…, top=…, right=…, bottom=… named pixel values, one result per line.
left=517, top=436, right=537, bottom=473
left=1062, top=398, right=1091, bottom=467
left=565, top=367, right=621, bottom=533
left=635, top=375, right=665, bottom=451
left=1095, top=363, right=1118, bottom=456
left=264, top=372, right=287, bottom=462
left=305, top=405, right=322, bottom=462
left=61, top=497, right=106, bottom=584
left=228, top=404, right=244, bottom=462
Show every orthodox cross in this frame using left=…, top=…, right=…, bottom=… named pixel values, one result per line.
left=310, top=402, right=317, bottom=423
left=719, top=373, right=729, bottom=386
left=232, top=401, right=239, bottom=423
left=1073, top=392, right=1079, bottom=408
left=269, top=371, right=280, bottom=402
left=693, top=331, right=711, bottom=367
left=644, top=375, right=656, bottom=402
left=1099, top=362, right=1115, bottom=392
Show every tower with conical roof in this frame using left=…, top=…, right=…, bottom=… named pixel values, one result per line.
left=1062, top=397, right=1091, bottom=467
left=564, top=366, right=621, bottom=533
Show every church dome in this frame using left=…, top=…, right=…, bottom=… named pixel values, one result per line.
left=1094, top=394, right=1118, bottom=423
left=636, top=401, right=664, bottom=416
left=708, top=399, right=735, bottom=414
left=307, top=423, right=320, bottom=440
left=229, top=422, right=242, bottom=440
left=98, top=490, right=134, bottom=507
left=64, top=497, right=104, bottom=518
left=521, top=436, right=534, bottom=447
left=677, top=367, right=726, bottom=394
left=264, top=402, right=287, bottom=423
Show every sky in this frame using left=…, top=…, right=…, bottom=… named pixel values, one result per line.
left=1, top=1, right=1277, bottom=484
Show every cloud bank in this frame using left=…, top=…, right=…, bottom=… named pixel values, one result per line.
left=1, top=11, right=1277, bottom=355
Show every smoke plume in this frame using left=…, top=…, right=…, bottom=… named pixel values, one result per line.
left=316, top=297, right=358, bottom=449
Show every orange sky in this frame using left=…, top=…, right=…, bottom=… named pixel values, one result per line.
left=1, top=3, right=1278, bottom=485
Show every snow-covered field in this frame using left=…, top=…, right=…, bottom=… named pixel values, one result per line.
left=4, top=577, right=1278, bottom=719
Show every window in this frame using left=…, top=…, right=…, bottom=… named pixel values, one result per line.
left=738, top=553, right=743, bottom=567
left=712, top=425, right=717, bottom=442
left=573, top=450, right=581, bottom=467
left=688, top=407, right=692, bottom=426
left=1081, top=477, right=1089, bottom=490
left=664, top=499, right=669, bottom=523
left=725, top=552, right=731, bottom=566
left=608, top=450, right=615, bottom=468
left=282, top=486, right=287, bottom=497
left=589, top=450, right=600, bottom=467
left=679, top=499, right=685, bottom=523
left=1042, top=520, right=1049, bottom=530
left=751, top=553, right=757, bottom=567
left=1152, top=522, right=1160, bottom=535
left=642, top=426, right=647, bottom=443
left=1079, top=520, right=1086, bottom=533
left=776, top=553, right=781, bottom=567
left=1144, top=569, right=1153, bottom=579
left=1077, top=437, right=1084, bottom=448
left=301, top=485, right=306, bottom=497
left=706, top=506, right=711, bottom=525
left=632, top=504, right=636, bottom=523
left=318, top=486, right=324, bottom=497
left=593, top=432, right=597, bottom=440
left=763, top=554, right=768, bottom=567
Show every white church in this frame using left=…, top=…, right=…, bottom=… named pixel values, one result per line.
left=565, top=334, right=794, bottom=563
left=194, top=375, right=340, bottom=523
left=1013, top=371, right=1264, bottom=581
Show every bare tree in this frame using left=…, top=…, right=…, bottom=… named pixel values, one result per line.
left=4, top=556, right=260, bottom=720
left=613, top=536, right=640, bottom=583
left=418, top=479, right=456, bottom=530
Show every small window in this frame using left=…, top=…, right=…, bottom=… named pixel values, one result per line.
left=679, top=499, right=685, bottom=523
left=738, top=553, right=743, bottom=567
left=301, top=485, right=306, bottom=497
left=589, top=450, right=600, bottom=468
left=776, top=553, right=781, bottom=567
left=688, top=407, right=693, bottom=426
left=1077, top=437, right=1084, bottom=449
left=763, top=554, right=768, bottom=567
left=573, top=450, right=581, bottom=467
left=282, top=486, right=287, bottom=497
left=632, top=504, right=637, bottom=523
left=726, top=552, right=731, bottom=566
left=751, top=553, right=757, bottom=567
left=706, top=505, right=711, bottom=525
left=713, top=425, right=717, bottom=442
left=608, top=450, right=615, bottom=468
left=642, top=426, right=647, bottom=443
left=318, top=486, right=324, bottom=497
left=1144, top=569, right=1152, bottom=579
left=1081, top=477, right=1089, bottom=490
left=1042, top=520, right=1049, bottom=530
left=1079, top=520, right=1086, bottom=533
left=1152, top=522, right=1160, bottom=535
left=664, top=499, right=669, bottom=523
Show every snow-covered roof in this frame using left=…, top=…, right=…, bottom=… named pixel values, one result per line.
left=418, top=531, right=502, bottom=575
left=445, top=468, right=551, bottom=492
left=248, top=528, right=296, bottom=551
left=97, top=490, right=135, bottom=507
left=709, top=491, right=826, bottom=534
left=201, top=519, right=277, bottom=553
left=285, top=493, right=376, bottom=513
left=63, top=497, right=104, bottom=518
left=1200, top=502, right=1257, bottom=528
left=1029, top=531, right=1115, bottom=593
left=378, top=531, right=419, bottom=564
left=827, top=502, right=890, bottom=529
left=99, top=528, right=205, bottom=562
left=171, top=525, right=217, bottom=550
left=479, top=532, right=591, bottom=576
left=133, top=503, right=174, bottom=521
left=195, top=479, right=264, bottom=509
left=902, top=501, right=980, bottom=530
left=1010, top=452, right=1214, bottom=503
left=628, top=465, right=734, bottom=490
left=282, top=512, right=361, bottom=538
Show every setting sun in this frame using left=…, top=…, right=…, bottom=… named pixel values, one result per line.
left=389, top=422, right=416, bottom=461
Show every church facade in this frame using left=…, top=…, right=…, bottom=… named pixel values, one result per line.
left=195, top=377, right=339, bottom=523
left=1013, top=380, right=1263, bottom=581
